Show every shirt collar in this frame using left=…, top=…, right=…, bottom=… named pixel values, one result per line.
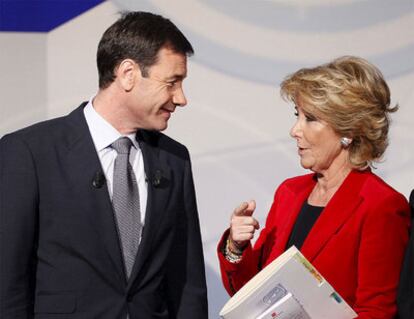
left=84, top=98, right=140, bottom=151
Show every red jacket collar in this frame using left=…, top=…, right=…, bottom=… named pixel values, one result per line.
left=273, top=170, right=369, bottom=262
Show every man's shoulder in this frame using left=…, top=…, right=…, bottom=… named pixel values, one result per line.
left=6, top=116, right=65, bottom=138
left=1, top=103, right=85, bottom=148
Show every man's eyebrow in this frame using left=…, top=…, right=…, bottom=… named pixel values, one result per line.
left=166, top=74, right=186, bottom=81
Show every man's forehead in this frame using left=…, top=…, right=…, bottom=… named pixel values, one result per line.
left=150, top=48, right=187, bottom=77
left=158, top=48, right=187, bottom=66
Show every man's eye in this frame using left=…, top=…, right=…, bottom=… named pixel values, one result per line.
left=166, top=81, right=178, bottom=88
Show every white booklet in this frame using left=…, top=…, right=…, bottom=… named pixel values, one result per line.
left=219, top=246, right=357, bottom=319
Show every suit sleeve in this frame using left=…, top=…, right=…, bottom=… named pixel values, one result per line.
left=0, top=134, right=38, bottom=318
left=397, top=190, right=414, bottom=319
left=354, top=193, right=410, bottom=319
left=398, top=218, right=414, bottom=319
left=165, top=152, right=208, bottom=318
left=217, top=185, right=282, bottom=296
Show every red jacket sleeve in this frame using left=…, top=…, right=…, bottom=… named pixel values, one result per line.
left=217, top=187, right=282, bottom=296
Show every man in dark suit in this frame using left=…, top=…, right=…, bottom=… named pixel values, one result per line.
left=398, top=190, right=414, bottom=319
left=0, top=11, right=208, bottom=319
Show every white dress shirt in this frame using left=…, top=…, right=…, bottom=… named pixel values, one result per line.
left=83, top=100, right=147, bottom=226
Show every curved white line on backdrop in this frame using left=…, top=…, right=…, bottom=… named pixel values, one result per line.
left=189, top=101, right=275, bottom=143
left=148, top=0, right=414, bottom=63
left=199, top=0, right=414, bottom=32
left=269, top=0, right=360, bottom=6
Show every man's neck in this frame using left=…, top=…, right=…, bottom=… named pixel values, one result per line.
left=93, top=89, right=137, bottom=135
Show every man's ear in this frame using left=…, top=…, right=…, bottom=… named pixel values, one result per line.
left=116, top=59, right=139, bottom=92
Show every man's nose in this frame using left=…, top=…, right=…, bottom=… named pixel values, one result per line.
left=172, top=87, right=187, bottom=107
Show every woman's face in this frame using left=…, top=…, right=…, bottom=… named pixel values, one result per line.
left=290, top=100, right=346, bottom=174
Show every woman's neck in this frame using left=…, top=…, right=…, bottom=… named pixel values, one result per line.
left=308, top=158, right=352, bottom=207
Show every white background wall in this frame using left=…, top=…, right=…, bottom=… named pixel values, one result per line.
left=1, top=1, right=414, bottom=317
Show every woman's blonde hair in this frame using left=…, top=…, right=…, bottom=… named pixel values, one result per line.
left=280, top=56, right=396, bottom=169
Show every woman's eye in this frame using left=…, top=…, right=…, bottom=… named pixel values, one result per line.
left=305, top=114, right=317, bottom=122
left=294, top=111, right=298, bottom=117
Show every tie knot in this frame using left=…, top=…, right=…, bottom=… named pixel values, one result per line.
left=111, top=137, right=132, bottom=155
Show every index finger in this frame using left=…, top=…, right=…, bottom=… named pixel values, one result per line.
left=233, top=201, right=255, bottom=217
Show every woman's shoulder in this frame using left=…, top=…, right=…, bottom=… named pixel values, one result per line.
left=358, top=170, right=408, bottom=206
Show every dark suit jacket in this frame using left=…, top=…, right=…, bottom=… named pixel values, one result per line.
left=397, top=189, right=414, bottom=319
left=0, top=103, right=208, bottom=319
left=218, top=170, right=410, bottom=319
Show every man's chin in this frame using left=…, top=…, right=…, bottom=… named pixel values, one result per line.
left=139, top=119, right=169, bottom=132
left=155, top=121, right=168, bottom=132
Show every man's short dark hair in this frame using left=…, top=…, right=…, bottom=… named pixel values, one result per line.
left=97, top=11, right=194, bottom=89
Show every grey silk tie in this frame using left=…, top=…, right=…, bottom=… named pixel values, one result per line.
left=111, top=137, right=142, bottom=280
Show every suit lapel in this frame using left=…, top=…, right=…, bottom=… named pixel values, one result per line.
left=128, top=131, right=172, bottom=286
left=272, top=175, right=316, bottom=257
left=63, top=104, right=125, bottom=282
left=301, top=170, right=367, bottom=262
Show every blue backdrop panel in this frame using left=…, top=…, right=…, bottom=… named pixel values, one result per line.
left=0, top=0, right=105, bottom=32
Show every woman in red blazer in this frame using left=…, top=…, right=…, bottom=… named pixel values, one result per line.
left=218, top=56, right=410, bottom=319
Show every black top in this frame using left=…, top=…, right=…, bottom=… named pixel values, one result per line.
left=286, top=201, right=324, bottom=250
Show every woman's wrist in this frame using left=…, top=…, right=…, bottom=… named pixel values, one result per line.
left=223, top=236, right=246, bottom=263
left=227, top=237, right=246, bottom=255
